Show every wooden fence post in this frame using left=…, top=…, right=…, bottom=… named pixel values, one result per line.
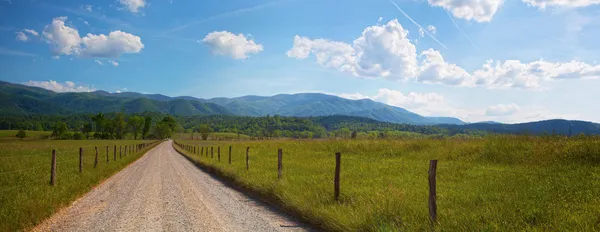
left=94, top=146, right=98, bottom=168
left=211, top=147, right=214, bottom=158
left=206, top=147, right=208, bottom=157
left=50, top=149, right=56, bottom=186
left=79, top=147, right=83, bottom=174
left=429, top=160, right=438, bottom=225
left=334, top=152, right=341, bottom=201
left=246, top=147, right=250, bottom=170
left=278, top=149, right=283, bottom=180
left=218, top=147, right=221, bottom=161
left=106, top=146, right=109, bottom=163
left=125, top=145, right=127, bottom=156
left=201, top=147, right=204, bottom=157
left=120, top=146, right=122, bottom=159
left=228, top=146, right=232, bottom=165
left=114, top=145, right=117, bottom=161
left=194, top=146, right=196, bottom=154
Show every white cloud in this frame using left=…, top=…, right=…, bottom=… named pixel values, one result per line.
left=427, top=25, right=437, bottom=35
left=15, top=29, right=39, bottom=42
left=83, top=4, right=93, bottom=12
left=522, top=0, right=600, bottom=9
left=42, top=17, right=143, bottom=58
left=427, top=0, right=504, bottom=22
left=42, top=17, right=82, bottom=55
left=287, top=19, right=418, bottom=80
left=288, top=18, right=600, bottom=89
left=23, top=80, right=95, bottom=92
left=485, top=103, right=520, bottom=116
left=52, top=56, right=60, bottom=60
left=201, top=31, right=263, bottom=59
left=16, top=32, right=28, bottom=41
left=95, top=60, right=103, bottom=65
left=108, top=60, right=119, bottom=66
left=119, top=0, right=146, bottom=13
left=80, top=31, right=144, bottom=58
left=418, top=27, right=425, bottom=38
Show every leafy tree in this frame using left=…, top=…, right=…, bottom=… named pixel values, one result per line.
left=51, top=122, right=68, bottom=139
left=82, top=123, right=93, bottom=139
left=16, top=129, right=26, bottom=140
left=351, top=130, right=357, bottom=139
left=115, top=113, right=126, bottom=139
left=127, top=116, right=144, bottom=139
left=73, top=132, right=84, bottom=140
left=197, top=124, right=213, bottom=140
left=154, top=121, right=172, bottom=139
left=35, top=122, right=43, bottom=131
left=142, top=115, right=152, bottom=139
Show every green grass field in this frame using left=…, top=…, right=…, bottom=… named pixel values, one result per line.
left=0, top=139, right=160, bottom=231
left=0, top=130, right=52, bottom=140
left=175, top=136, right=600, bottom=231
left=173, top=132, right=251, bottom=140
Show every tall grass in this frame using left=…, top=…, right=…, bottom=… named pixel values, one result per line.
left=0, top=139, right=160, bottom=231
left=175, top=135, right=600, bottom=231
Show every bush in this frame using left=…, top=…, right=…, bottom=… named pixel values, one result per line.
left=16, top=130, right=26, bottom=140
left=72, top=132, right=84, bottom=140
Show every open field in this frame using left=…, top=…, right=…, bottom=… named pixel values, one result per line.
left=175, top=136, right=600, bottom=231
left=0, top=130, right=52, bottom=140
left=173, top=132, right=251, bottom=140
left=0, top=139, right=160, bottom=231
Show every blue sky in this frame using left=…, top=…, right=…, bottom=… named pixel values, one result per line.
left=1, top=0, right=600, bottom=123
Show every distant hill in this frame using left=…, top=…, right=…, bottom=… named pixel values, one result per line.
left=0, top=81, right=231, bottom=116
left=440, top=119, right=600, bottom=135
left=0, top=81, right=465, bottom=125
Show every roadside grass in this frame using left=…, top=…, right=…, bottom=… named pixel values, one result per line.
left=0, top=139, right=161, bottom=231
left=175, top=135, right=600, bottom=231
left=0, top=130, right=52, bottom=140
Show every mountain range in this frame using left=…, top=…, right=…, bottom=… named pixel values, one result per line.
left=0, top=81, right=464, bottom=125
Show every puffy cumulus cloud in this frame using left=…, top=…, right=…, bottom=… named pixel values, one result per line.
left=522, top=0, right=600, bottom=9
left=108, top=60, right=119, bottom=66
left=287, top=19, right=418, bottom=80
left=427, top=0, right=504, bottom=22
left=23, top=80, right=95, bottom=92
left=119, top=0, right=146, bottom=13
left=337, top=88, right=454, bottom=117
left=288, top=18, right=600, bottom=89
left=201, top=31, right=263, bottom=59
left=42, top=17, right=82, bottom=55
left=80, top=31, right=144, bottom=58
left=418, top=27, right=425, bottom=38
left=42, top=17, right=143, bottom=58
left=485, top=103, right=520, bottom=116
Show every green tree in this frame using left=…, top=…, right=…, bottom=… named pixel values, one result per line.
left=82, top=123, right=93, bottom=139
left=154, top=121, right=172, bottom=139
left=16, top=129, right=26, bottom=140
left=115, top=113, right=126, bottom=139
left=35, top=122, right=43, bottom=131
left=127, top=116, right=144, bottom=139
left=142, top=116, right=152, bottom=139
left=351, top=130, right=357, bottom=139
left=73, top=132, right=84, bottom=140
left=52, top=122, right=68, bottom=139
left=197, top=124, right=213, bottom=140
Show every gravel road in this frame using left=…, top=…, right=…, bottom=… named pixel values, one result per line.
left=34, top=141, right=310, bottom=232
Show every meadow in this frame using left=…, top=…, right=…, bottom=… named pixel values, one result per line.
left=175, top=135, right=600, bottom=231
left=0, top=136, right=160, bottom=231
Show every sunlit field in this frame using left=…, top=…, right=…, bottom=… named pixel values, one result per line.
left=175, top=135, right=600, bottom=231
left=0, top=139, right=160, bottom=231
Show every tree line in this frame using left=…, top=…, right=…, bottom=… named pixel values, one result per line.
left=0, top=113, right=487, bottom=140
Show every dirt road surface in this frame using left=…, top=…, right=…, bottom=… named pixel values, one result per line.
left=34, top=141, right=309, bottom=232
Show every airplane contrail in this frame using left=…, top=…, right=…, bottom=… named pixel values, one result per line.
left=390, top=0, right=447, bottom=49
left=446, top=11, right=481, bottom=51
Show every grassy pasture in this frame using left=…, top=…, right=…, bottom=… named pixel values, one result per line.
left=0, top=130, right=52, bottom=140
left=175, top=135, right=600, bottom=231
left=0, top=139, right=160, bottom=231
left=173, top=132, right=251, bottom=140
